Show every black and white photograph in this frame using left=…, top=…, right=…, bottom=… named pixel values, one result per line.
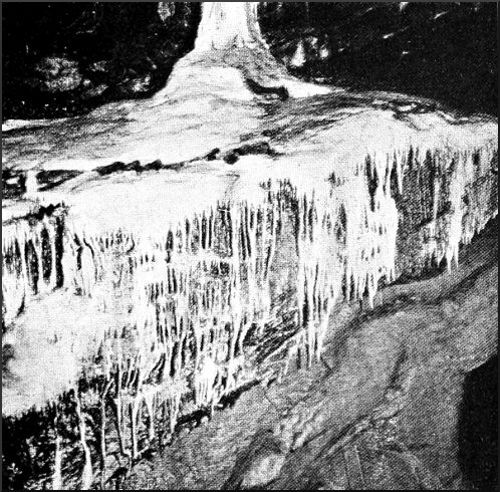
left=1, top=1, right=498, bottom=490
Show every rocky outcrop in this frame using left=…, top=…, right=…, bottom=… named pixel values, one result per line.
left=31, top=57, right=83, bottom=93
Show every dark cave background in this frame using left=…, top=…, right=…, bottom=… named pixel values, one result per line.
left=458, top=355, right=498, bottom=490
left=2, top=2, right=202, bottom=120
left=1, top=2, right=497, bottom=121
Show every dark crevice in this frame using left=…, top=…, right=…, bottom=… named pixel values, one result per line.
left=458, top=354, right=498, bottom=490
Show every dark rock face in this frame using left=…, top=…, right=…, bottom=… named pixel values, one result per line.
left=2, top=2, right=201, bottom=120
left=458, top=355, right=498, bottom=490
left=2, top=3, right=497, bottom=120
left=258, top=3, right=497, bottom=116
left=2, top=169, right=83, bottom=198
left=245, top=78, right=289, bottom=101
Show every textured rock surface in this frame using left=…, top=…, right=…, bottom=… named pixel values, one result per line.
left=31, top=57, right=82, bottom=93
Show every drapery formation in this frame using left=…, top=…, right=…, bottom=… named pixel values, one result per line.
left=3, top=143, right=497, bottom=414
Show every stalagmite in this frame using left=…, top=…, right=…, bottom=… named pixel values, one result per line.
left=74, top=392, right=93, bottom=491
left=194, top=2, right=265, bottom=51
left=154, top=1, right=330, bottom=102
left=290, top=40, right=306, bottom=68
left=52, top=432, right=63, bottom=490
left=2, top=213, right=64, bottom=324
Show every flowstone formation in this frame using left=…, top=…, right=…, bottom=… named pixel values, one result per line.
left=2, top=2, right=498, bottom=490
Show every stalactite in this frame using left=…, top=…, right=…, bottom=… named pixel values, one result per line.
left=52, top=417, right=63, bottom=491
left=99, top=380, right=112, bottom=489
left=3, top=141, right=497, bottom=448
left=2, top=213, right=65, bottom=324
left=74, top=392, right=93, bottom=491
